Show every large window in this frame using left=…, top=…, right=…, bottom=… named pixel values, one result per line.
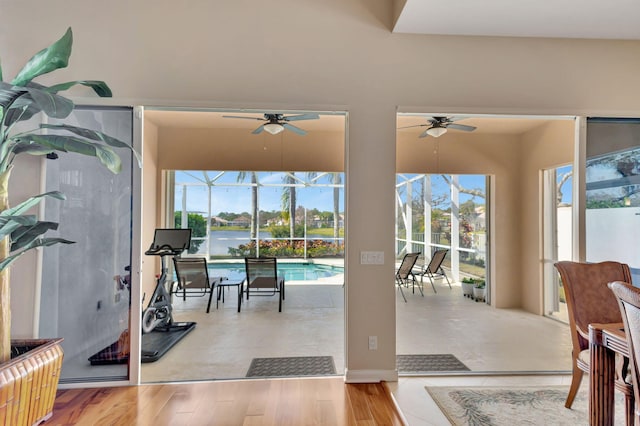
left=172, top=171, right=344, bottom=259
left=396, top=174, right=487, bottom=284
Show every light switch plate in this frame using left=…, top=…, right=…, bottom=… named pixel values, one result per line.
left=360, top=251, right=384, bottom=265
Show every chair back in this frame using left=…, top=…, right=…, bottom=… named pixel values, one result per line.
left=609, top=281, right=640, bottom=414
left=397, top=252, right=420, bottom=279
left=555, top=261, right=631, bottom=351
left=173, top=257, right=211, bottom=290
left=245, top=257, right=279, bottom=290
left=427, top=249, right=448, bottom=273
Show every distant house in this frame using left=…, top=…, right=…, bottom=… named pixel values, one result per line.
left=211, top=216, right=229, bottom=227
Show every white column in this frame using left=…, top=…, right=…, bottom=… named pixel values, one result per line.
left=451, top=175, right=460, bottom=282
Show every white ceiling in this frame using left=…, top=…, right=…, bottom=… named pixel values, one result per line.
left=393, top=0, right=640, bottom=40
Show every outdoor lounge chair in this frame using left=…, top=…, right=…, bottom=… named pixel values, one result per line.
left=414, top=249, right=451, bottom=293
left=395, top=252, right=421, bottom=303
left=173, top=257, right=223, bottom=313
left=244, top=257, right=285, bottom=312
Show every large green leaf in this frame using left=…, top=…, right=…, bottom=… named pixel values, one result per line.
left=0, top=215, right=37, bottom=240
left=10, top=134, right=121, bottom=173
left=39, top=124, right=142, bottom=166
left=47, top=80, right=112, bottom=97
left=1, top=191, right=65, bottom=217
left=11, top=221, right=60, bottom=251
left=11, top=28, right=72, bottom=87
left=0, top=237, right=74, bottom=272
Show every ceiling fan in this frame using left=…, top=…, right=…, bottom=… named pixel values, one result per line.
left=222, top=112, right=320, bottom=136
left=399, top=116, right=477, bottom=138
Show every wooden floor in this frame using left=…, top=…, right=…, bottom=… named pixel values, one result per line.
left=48, top=377, right=406, bottom=425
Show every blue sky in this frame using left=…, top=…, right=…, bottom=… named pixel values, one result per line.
left=176, top=169, right=572, bottom=216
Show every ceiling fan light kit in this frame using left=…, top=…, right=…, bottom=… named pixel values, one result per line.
left=425, top=127, right=447, bottom=138
left=263, top=123, right=285, bottom=135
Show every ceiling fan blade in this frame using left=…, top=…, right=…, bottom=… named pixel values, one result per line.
left=223, top=115, right=265, bottom=121
left=397, top=124, right=428, bottom=129
left=252, top=125, right=265, bottom=134
left=283, top=113, right=320, bottom=122
left=283, top=123, right=307, bottom=135
left=418, top=129, right=431, bottom=138
left=447, top=123, right=477, bottom=132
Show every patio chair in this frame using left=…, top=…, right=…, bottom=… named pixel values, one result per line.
left=244, top=257, right=285, bottom=312
left=173, top=257, right=223, bottom=313
left=395, top=252, right=421, bottom=303
left=414, top=249, right=451, bottom=293
left=609, top=281, right=640, bottom=426
left=554, top=260, right=634, bottom=422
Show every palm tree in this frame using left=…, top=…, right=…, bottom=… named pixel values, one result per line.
left=331, top=173, right=342, bottom=240
left=281, top=173, right=297, bottom=240
left=236, top=172, right=258, bottom=239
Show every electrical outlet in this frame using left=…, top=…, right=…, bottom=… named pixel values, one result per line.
left=368, top=335, right=378, bottom=350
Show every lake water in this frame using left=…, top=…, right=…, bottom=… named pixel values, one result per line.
left=197, top=230, right=337, bottom=256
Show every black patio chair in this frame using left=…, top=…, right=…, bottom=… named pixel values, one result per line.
left=414, top=249, right=451, bottom=293
left=395, top=252, right=421, bottom=302
left=173, top=257, right=223, bottom=313
left=244, top=257, right=285, bottom=312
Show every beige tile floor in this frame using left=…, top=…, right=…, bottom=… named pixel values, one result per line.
left=141, top=279, right=575, bottom=424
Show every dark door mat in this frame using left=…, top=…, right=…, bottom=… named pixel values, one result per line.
left=397, top=354, right=470, bottom=373
left=246, top=356, right=336, bottom=378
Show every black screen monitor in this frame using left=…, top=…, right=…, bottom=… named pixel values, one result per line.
left=150, top=228, right=192, bottom=251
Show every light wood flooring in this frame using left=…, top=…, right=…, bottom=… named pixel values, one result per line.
left=49, top=377, right=405, bottom=426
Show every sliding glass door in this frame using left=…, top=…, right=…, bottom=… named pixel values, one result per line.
left=585, top=118, right=640, bottom=284
left=39, top=106, right=134, bottom=383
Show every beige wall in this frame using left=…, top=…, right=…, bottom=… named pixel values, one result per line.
left=397, top=131, right=524, bottom=307
left=141, top=120, right=160, bottom=302
left=519, top=120, right=575, bottom=314
left=3, top=0, right=640, bottom=382
left=157, top=128, right=344, bottom=172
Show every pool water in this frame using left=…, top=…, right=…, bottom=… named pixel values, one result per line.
left=207, top=262, right=344, bottom=282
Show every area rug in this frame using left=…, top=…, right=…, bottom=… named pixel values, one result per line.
left=397, top=354, right=470, bottom=372
left=426, top=386, right=625, bottom=426
left=246, top=356, right=336, bottom=377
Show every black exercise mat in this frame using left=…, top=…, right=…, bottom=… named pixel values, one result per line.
left=89, top=322, right=196, bottom=365
left=246, top=356, right=336, bottom=377
left=397, top=354, right=470, bottom=372
left=141, top=322, right=196, bottom=363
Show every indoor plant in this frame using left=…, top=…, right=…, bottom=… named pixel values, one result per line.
left=473, top=280, right=486, bottom=302
left=461, top=277, right=475, bottom=297
left=0, top=27, right=138, bottom=424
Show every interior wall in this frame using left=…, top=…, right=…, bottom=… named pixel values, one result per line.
left=142, top=119, right=160, bottom=302
left=157, top=128, right=344, bottom=172
left=519, top=120, right=575, bottom=314
left=397, top=131, right=522, bottom=308
left=3, top=0, right=640, bottom=382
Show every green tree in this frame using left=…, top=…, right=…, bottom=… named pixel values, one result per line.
left=237, top=172, right=258, bottom=238
left=174, top=212, right=206, bottom=253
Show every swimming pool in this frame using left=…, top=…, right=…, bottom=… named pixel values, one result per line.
left=207, top=261, right=344, bottom=282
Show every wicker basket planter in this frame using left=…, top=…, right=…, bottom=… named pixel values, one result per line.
left=0, top=338, right=63, bottom=426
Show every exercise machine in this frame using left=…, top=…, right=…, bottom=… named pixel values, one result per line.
left=142, top=228, right=192, bottom=333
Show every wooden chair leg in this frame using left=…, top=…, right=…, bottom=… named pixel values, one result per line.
left=565, top=364, right=584, bottom=408
left=623, top=392, right=634, bottom=426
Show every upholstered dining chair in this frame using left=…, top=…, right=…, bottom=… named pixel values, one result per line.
left=610, top=281, right=640, bottom=426
left=554, top=261, right=634, bottom=424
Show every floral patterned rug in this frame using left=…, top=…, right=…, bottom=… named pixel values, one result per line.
left=426, top=386, right=625, bottom=426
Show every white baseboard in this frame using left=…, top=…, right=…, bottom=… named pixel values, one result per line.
left=344, top=369, right=398, bottom=383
